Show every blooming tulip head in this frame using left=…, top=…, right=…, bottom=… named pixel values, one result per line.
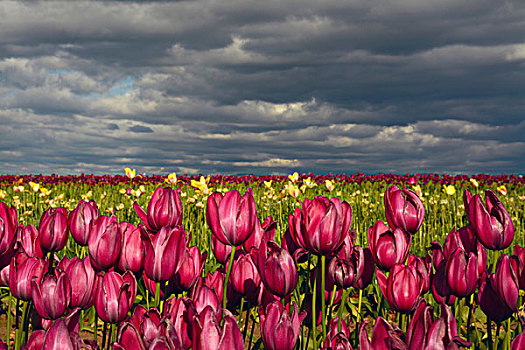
left=445, top=248, right=479, bottom=297
left=492, top=254, right=519, bottom=312
left=257, top=240, right=298, bottom=297
left=171, top=245, right=206, bottom=292
left=229, top=251, right=261, bottom=300
left=359, top=317, right=406, bottom=350
left=117, top=222, right=145, bottom=275
left=88, top=215, right=121, bottom=271
left=377, top=264, right=423, bottom=313
left=259, top=301, right=306, bottom=350
left=328, top=246, right=365, bottom=288
left=31, top=269, right=71, bottom=320
left=9, top=250, right=46, bottom=301
left=134, top=187, right=183, bottom=233
left=289, top=196, right=352, bottom=255
left=94, top=270, right=137, bottom=324
left=142, top=225, right=186, bottom=282
left=467, top=189, right=514, bottom=250
left=17, top=224, right=43, bottom=259
left=478, top=272, right=514, bottom=323
left=384, top=185, right=425, bottom=234
left=60, top=256, right=96, bottom=309
left=368, top=220, right=411, bottom=271
left=39, top=207, right=68, bottom=253
left=206, top=189, right=258, bottom=247
left=0, top=201, right=18, bottom=268
left=68, top=200, right=99, bottom=246
left=191, top=306, right=245, bottom=350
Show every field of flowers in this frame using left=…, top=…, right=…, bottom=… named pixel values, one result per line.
left=0, top=171, right=524, bottom=349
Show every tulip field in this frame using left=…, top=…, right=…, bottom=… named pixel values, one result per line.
left=0, top=172, right=524, bottom=350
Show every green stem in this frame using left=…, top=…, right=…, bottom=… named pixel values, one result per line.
left=94, top=315, right=98, bottom=344
left=6, top=293, right=12, bottom=350
left=312, top=265, right=318, bottom=347
left=328, top=284, right=337, bottom=325
left=494, top=323, right=500, bottom=350
left=223, top=246, right=237, bottom=310
left=321, top=255, right=327, bottom=343
left=466, top=295, right=474, bottom=342
left=248, top=313, right=256, bottom=350
left=487, top=318, right=492, bottom=350
left=456, top=297, right=462, bottom=338
left=14, top=301, right=28, bottom=350
left=243, top=307, right=250, bottom=340
left=154, top=282, right=161, bottom=310
left=357, top=289, right=363, bottom=323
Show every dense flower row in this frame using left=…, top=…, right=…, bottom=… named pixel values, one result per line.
left=0, top=177, right=523, bottom=349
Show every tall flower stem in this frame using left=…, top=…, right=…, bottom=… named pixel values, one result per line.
left=321, top=255, right=327, bottom=343
left=6, top=293, right=12, bottom=350
left=312, top=265, right=318, bottom=347
left=14, top=301, right=29, bottom=350
left=223, top=245, right=237, bottom=310
left=466, top=295, right=474, bottom=342
left=154, top=281, right=162, bottom=310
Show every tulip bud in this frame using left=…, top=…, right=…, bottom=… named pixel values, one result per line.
left=0, top=202, right=18, bottom=268
left=206, top=189, right=258, bottom=247
left=171, top=246, right=206, bottom=293
left=426, top=303, right=471, bottom=349
left=39, top=207, right=68, bottom=253
left=17, top=224, right=43, bottom=258
left=377, top=264, right=423, bottom=313
left=229, top=251, right=261, bottom=300
left=117, top=222, right=145, bottom=274
left=9, top=250, right=46, bottom=300
left=133, top=187, right=183, bottom=233
left=445, top=248, right=479, bottom=297
left=405, top=299, right=433, bottom=350
left=42, top=319, right=74, bottom=350
left=328, top=246, right=365, bottom=288
left=384, top=185, right=425, bottom=234
left=359, top=317, right=406, bottom=350
left=257, top=240, right=298, bottom=297
left=113, top=322, right=147, bottom=350
left=88, top=215, right=121, bottom=271
left=191, top=306, right=245, bottom=350
left=478, top=272, right=514, bottom=323
left=243, top=215, right=277, bottom=251
left=68, top=200, right=99, bottom=246
left=467, top=190, right=514, bottom=250
left=259, top=301, right=306, bottom=350
left=142, top=226, right=186, bottom=282
left=191, top=277, right=220, bottom=314
left=32, top=269, right=71, bottom=320
left=368, top=221, right=411, bottom=271
left=354, top=247, right=375, bottom=290
left=62, top=256, right=96, bottom=309
left=94, top=271, right=137, bottom=323
left=163, top=296, right=195, bottom=349
left=492, top=254, right=519, bottom=312
left=407, top=254, right=432, bottom=294
left=288, top=196, right=352, bottom=256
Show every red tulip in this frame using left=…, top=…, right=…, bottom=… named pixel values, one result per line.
left=142, top=226, right=186, bottom=282
left=61, top=256, right=96, bottom=309
left=407, top=254, right=432, bottom=294
left=117, top=222, right=145, bottom=274
left=94, top=270, right=137, bottom=323
left=322, top=332, right=353, bottom=350
left=328, top=246, right=365, bottom=288
left=164, top=296, right=195, bottom=349
left=511, top=332, right=525, bottom=350
left=426, top=303, right=471, bottom=349
left=445, top=248, right=479, bottom=297
left=492, top=254, right=519, bottom=312
left=32, top=269, right=71, bottom=320
left=478, top=272, right=514, bottom=323
left=171, top=246, right=206, bottom=292
left=17, top=224, right=43, bottom=258
left=9, top=250, right=46, bottom=300
left=88, top=215, right=121, bottom=271
left=42, top=319, right=74, bottom=350
left=377, top=264, right=423, bottom=313
left=206, top=189, right=257, bottom=247
left=405, top=299, right=433, bottom=350
left=257, top=240, right=298, bottom=297
left=39, top=207, right=68, bottom=253
left=368, top=220, right=411, bottom=271
left=467, top=190, right=514, bottom=250
left=353, top=247, right=375, bottom=290
left=288, top=196, right=352, bottom=255
left=384, top=185, right=425, bottom=234
left=359, top=317, right=406, bottom=350
left=259, top=301, right=306, bottom=350
left=68, top=200, right=99, bottom=246
left=113, top=322, right=147, bottom=350
left=0, top=201, right=17, bottom=267
left=191, top=306, right=245, bottom=350
left=211, top=234, right=233, bottom=265
left=229, top=251, right=261, bottom=299
left=243, top=215, right=277, bottom=251
left=191, top=277, right=220, bottom=314
left=133, top=187, right=183, bottom=233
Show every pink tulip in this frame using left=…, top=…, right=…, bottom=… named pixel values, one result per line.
left=94, top=270, right=137, bottom=323
left=142, top=225, right=186, bottom=282
left=191, top=306, right=245, bottom=350
left=68, top=200, right=99, bottom=246
left=288, top=196, right=352, bottom=255
left=171, top=246, right=206, bottom=292
left=61, top=256, right=96, bottom=309
left=377, top=264, right=423, bottom=313
left=133, top=187, right=183, bottom=233
left=39, top=207, right=68, bottom=253
left=42, top=319, right=74, bottom=349
left=243, top=215, right=277, bottom=251
left=17, top=224, right=43, bottom=258
left=384, top=185, right=425, bottom=234
left=368, top=220, right=411, bottom=271
left=0, top=201, right=17, bottom=268
left=32, top=269, right=71, bottom=319
left=9, top=250, right=46, bottom=300
left=259, top=301, right=306, bottom=350
left=88, top=215, right=121, bottom=271
left=206, top=189, right=258, bottom=247
left=257, top=240, right=298, bottom=297
left=117, top=222, right=145, bottom=274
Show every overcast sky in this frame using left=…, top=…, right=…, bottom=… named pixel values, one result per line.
left=0, top=0, right=523, bottom=176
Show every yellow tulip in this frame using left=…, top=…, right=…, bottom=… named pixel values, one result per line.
left=125, top=168, right=136, bottom=179
left=165, top=172, right=178, bottom=185
left=325, top=180, right=334, bottom=192
left=469, top=178, right=479, bottom=188
left=497, top=185, right=507, bottom=196
left=443, top=185, right=456, bottom=196
left=288, top=172, right=299, bottom=183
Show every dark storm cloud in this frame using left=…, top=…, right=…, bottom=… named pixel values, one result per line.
left=0, top=0, right=523, bottom=176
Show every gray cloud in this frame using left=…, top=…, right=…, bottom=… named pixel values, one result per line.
left=0, top=0, right=523, bottom=176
